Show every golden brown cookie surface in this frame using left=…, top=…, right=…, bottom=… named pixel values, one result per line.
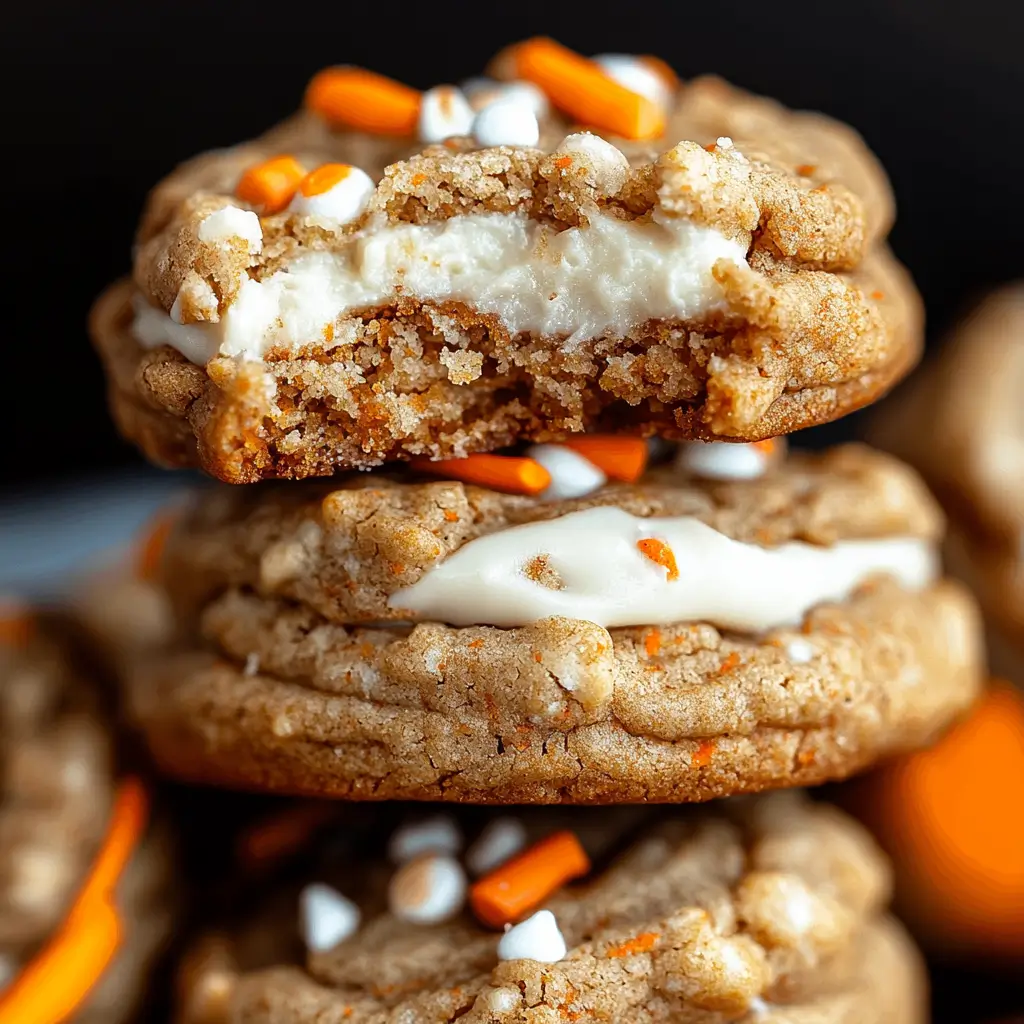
left=176, top=796, right=926, bottom=1023
left=91, top=47, right=919, bottom=482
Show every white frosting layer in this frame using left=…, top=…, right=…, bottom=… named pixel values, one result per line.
left=132, top=209, right=748, bottom=364
left=388, top=507, right=938, bottom=630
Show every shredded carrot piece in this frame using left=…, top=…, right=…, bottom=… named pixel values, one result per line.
left=554, top=155, right=573, bottom=169
left=795, top=163, right=817, bottom=176
left=606, top=931, right=660, bottom=958
left=305, top=67, right=421, bottom=135
left=560, top=436, right=647, bottom=482
left=691, top=738, right=716, bottom=768
left=636, top=538, right=679, bottom=581
left=643, top=629, right=661, bottom=657
left=470, top=831, right=590, bottom=928
left=410, top=454, right=551, bottom=496
left=512, top=38, right=665, bottom=140
left=136, top=513, right=175, bottom=582
left=0, top=778, right=148, bottom=1024
left=717, top=652, right=740, bottom=674
left=299, top=163, right=353, bottom=197
left=236, top=155, right=306, bottom=213
left=237, top=801, right=338, bottom=871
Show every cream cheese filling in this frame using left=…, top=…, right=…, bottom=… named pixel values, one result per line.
left=131, top=209, right=749, bottom=365
left=388, top=506, right=938, bottom=630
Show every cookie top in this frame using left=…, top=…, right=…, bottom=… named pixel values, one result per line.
left=160, top=444, right=942, bottom=630
left=94, top=40, right=919, bottom=482
left=176, top=794, right=924, bottom=1024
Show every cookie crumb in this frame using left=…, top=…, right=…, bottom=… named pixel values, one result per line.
left=521, top=554, right=565, bottom=590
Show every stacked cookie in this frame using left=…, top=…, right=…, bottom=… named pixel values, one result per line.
left=88, top=38, right=983, bottom=1023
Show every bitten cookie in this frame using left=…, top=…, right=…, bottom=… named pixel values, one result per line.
left=175, top=794, right=926, bottom=1023
left=90, top=38, right=920, bottom=483
left=870, top=284, right=1024, bottom=658
left=123, top=444, right=982, bottom=802
left=0, top=612, right=172, bottom=1022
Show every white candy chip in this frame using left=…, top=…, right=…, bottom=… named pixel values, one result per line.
left=593, top=54, right=673, bottom=109
left=675, top=441, right=772, bottom=481
left=784, top=638, right=815, bottom=664
left=198, top=206, right=263, bottom=251
left=553, top=133, right=630, bottom=193
left=466, top=817, right=528, bottom=875
left=473, top=99, right=540, bottom=148
left=418, top=85, right=475, bottom=142
left=462, top=78, right=549, bottom=118
left=388, top=815, right=462, bottom=863
left=288, top=165, right=375, bottom=227
left=526, top=444, right=607, bottom=501
left=299, top=883, right=360, bottom=952
left=388, top=853, right=467, bottom=925
left=497, top=909, right=567, bottom=963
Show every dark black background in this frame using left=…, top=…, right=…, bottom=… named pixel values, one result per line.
left=5, top=2, right=1024, bottom=1018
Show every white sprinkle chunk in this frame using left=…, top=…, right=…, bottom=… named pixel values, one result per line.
left=675, top=441, right=771, bottom=481
left=243, top=652, right=260, bottom=676
left=388, top=815, right=462, bottom=863
left=198, top=206, right=263, bottom=250
left=300, top=883, right=360, bottom=952
left=418, top=85, right=475, bottom=142
left=552, top=132, right=630, bottom=193
left=473, top=100, right=540, bottom=147
left=526, top=444, right=607, bottom=500
left=497, top=909, right=567, bottom=963
left=288, top=166, right=375, bottom=227
left=466, top=818, right=528, bottom=875
left=388, top=853, right=467, bottom=924
left=784, top=638, right=815, bottom=663
left=487, top=987, right=522, bottom=1012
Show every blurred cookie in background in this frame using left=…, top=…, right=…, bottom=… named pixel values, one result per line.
left=842, top=682, right=1024, bottom=965
left=0, top=607, right=175, bottom=1021
left=869, top=284, right=1024, bottom=682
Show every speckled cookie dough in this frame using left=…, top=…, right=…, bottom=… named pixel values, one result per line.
left=175, top=795, right=926, bottom=1023
left=870, top=283, right=1024, bottom=650
left=0, top=614, right=172, bottom=1023
left=120, top=445, right=982, bottom=802
left=90, top=39, right=920, bottom=483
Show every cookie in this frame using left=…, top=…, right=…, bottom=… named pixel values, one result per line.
left=90, top=39, right=920, bottom=483
left=869, top=284, right=1024, bottom=653
left=0, top=613, right=172, bottom=1022
left=123, top=444, right=982, bottom=802
left=175, top=794, right=926, bottom=1023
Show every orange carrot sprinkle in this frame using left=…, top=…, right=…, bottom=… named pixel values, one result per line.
left=513, top=38, right=665, bottom=140
left=751, top=439, right=777, bottom=455
left=717, top=652, right=740, bottom=674
left=298, top=163, right=353, bottom=197
left=470, top=831, right=590, bottom=928
left=0, top=778, right=148, bottom=1024
left=795, top=163, right=817, bottom=176
left=236, top=155, right=305, bottom=214
left=305, top=67, right=421, bottom=135
left=410, top=454, right=551, bottom=496
left=643, top=629, right=661, bottom=657
left=636, top=538, right=679, bottom=581
left=135, top=513, right=174, bottom=582
left=606, top=931, right=660, bottom=958
left=237, top=801, right=338, bottom=871
left=691, top=738, right=716, bottom=768
left=560, top=436, right=648, bottom=482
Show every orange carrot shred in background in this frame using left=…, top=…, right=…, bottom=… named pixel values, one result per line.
left=470, top=831, right=590, bottom=928
left=606, top=931, right=660, bottom=958
left=136, top=514, right=175, bottom=582
left=0, top=610, right=34, bottom=648
left=636, top=538, right=679, bottom=580
left=410, top=454, right=551, bottom=496
left=305, top=67, right=421, bottom=135
left=512, top=38, right=665, bottom=140
left=561, top=436, right=648, bottom=482
left=236, top=155, right=306, bottom=214
left=0, top=778, right=148, bottom=1024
